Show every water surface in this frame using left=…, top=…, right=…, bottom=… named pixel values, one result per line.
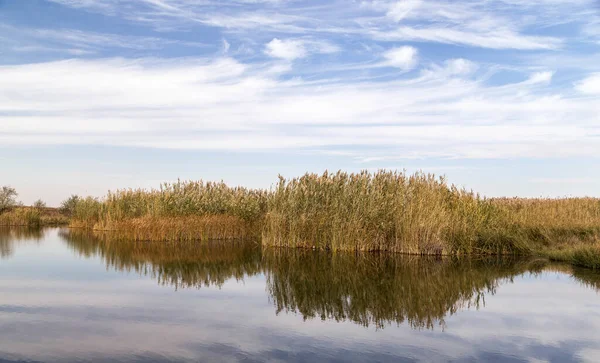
left=1, top=227, right=599, bottom=362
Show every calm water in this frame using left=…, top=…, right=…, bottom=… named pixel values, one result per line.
left=1, top=228, right=600, bottom=363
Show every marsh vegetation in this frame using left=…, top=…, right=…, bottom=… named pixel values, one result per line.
left=67, top=181, right=268, bottom=241
left=2, top=170, right=599, bottom=269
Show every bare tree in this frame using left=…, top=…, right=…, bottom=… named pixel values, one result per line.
left=33, top=199, right=47, bottom=209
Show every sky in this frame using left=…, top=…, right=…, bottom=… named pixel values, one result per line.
left=1, top=0, right=600, bottom=206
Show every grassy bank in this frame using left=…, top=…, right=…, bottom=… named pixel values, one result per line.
left=544, top=246, right=600, bottom=269
left=58, top=170, right=600, bottom=269
left=491, top=198, right=600, bottom=269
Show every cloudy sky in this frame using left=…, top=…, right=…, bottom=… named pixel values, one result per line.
left=1, top=0, right=599, bottom=205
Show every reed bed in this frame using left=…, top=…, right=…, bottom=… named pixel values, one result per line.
left=62, top=170, right=600, bottom=268
left=0, top=208, right=41, bottom=227
left=70, top=180, right=269, bottom=241
left=263, top=171, right=521, bottom=255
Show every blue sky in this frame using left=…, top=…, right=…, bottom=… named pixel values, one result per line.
left=1, top=0, right=600, bottom=205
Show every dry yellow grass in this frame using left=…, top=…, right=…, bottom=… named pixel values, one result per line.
left=94, top=215, right=254, bottom=241
left=491, top=197, right=600, bottom=230
left=0, top=206, right=69, bottom=227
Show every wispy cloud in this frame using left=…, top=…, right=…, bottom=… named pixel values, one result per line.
left=0, top=23, right=208, bottom=57
left=368, top=27, right=562, bottom=50
left=29, top=28, right=207, bottom=50
left=526, top=71, right=554, bottom=85
left=44, top=0, right=591, bottom=50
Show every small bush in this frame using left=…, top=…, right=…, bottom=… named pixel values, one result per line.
left=33, top=199, right=47, bottom=209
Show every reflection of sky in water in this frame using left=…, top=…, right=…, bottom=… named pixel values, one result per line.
left=0, top=229, right=599, bottom=363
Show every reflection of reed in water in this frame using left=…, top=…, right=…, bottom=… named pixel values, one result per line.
left=58, top=229, right=597, bottom=330
left=263, top=250, right=544, bottom=330
left=570, top=267, right=600, bottom=291
left=59, top=229, right=262, bottom=290
left=0, top=227, right=44, bottom=259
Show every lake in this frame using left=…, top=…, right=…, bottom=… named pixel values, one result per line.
left=1, top=227, right=599, bottom=362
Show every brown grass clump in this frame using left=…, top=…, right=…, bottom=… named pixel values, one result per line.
left=0, top=207, right=41, bottom=227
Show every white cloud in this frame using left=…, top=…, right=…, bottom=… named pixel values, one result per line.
left=264, top=38, right=339, bottom=60
left=0, top=57, right=599, bottom=159
left=265, top=38, right=307, bottom=60
left=444, top=59, right=478, bottom=75
left=382, top=46, right=418, bottom=70
left=421, top=58, right=478, bottom=78
left=222, top=38, right=231, bottom=53
left=575, top=73, right=600, bottom=94
left=526, top=71, right=554, bottom=84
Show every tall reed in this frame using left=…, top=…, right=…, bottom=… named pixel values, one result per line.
left=263, top=171, right=520, bottom=254
left=70, top=180, right=269, bottom=241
